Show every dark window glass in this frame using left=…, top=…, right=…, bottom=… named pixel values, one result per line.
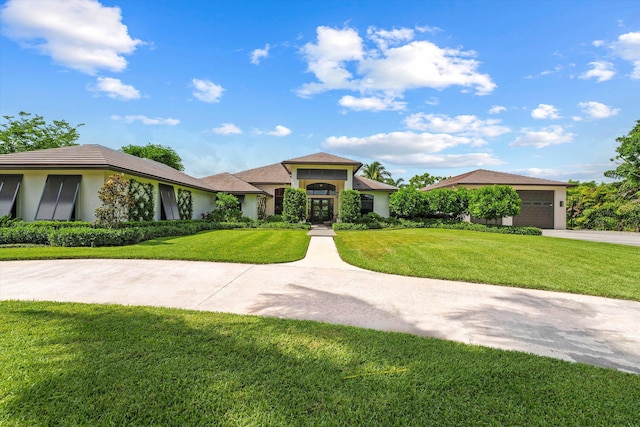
left=297, top=169, right=347, bottom=180
left=274, top=188, right=285, bottom=215
left=159, top=184, right=180, bottom=220
left=306, top=183, right=337, bottom=195
left=360, top=194, right=374, bottom=215
left=35, top=175, right=81, bottom=221
left=0, top=174, right=22, bottom=218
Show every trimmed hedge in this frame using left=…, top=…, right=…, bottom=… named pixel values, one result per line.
left=0, top=226, right=53, bottom=245
left=333, top=218, right=542, bottom=236
left=49, top=227, right=145, bottom=247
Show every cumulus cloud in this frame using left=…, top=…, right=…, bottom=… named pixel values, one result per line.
left=488, top=105, right=507, bottom=115
left=90, top=77, right=140, bottom=100
left=578, top=101, right=620, bottom=119
left=0, top=0, right=142, bottom=74
left=213, top=123, right=242, bottom=135
left=610, top=31, right=640, bottom=78
left=192, top=78, right=224, bottom=103
left=297, top=25, right=495, bottom=108
left=250, top=44, right=270, bottom=65
left=579, top=61, right=615, bottom=82
left=255, top=125, right=291, bottom=137
left=111, top=115, right=179, bottom=125
left=531, top=104, right=561, bottom=120
left=339, top=95, right=406, bottom=111
left=404, top=113, right=510, bottom=138
left=510, top=125, right=575, bottom=148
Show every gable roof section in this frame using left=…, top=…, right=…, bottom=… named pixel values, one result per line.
left=423, top=169, right=573, bottom=190
left=232, top=162, right=292, bottom=184
left=282, top=152, right=362, bottom=172
left=353, top=176, right=397, bottom=192
left=200, top=172, right=265, bottom=195
left=0, top=144, right=216, bottom=193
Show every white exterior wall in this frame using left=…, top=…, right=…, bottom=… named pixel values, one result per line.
left=253, top=184, right=288, bottom=216
left=360, top=191, right=391, bottom=217
left=241, top=194, right=259, bottom=219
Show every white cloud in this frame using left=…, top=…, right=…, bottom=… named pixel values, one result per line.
left=255, top=125, right=291, bottom=137
left=91, top=77, right=140, bottom=100
left=0, top=0, right=142, bottom=74
left=425, top=96, right=439, bottom=106
left=377, top=153, right=504, bottom=168
left=111, top=115, right=179, bottom=125
left=610, top=31, right=640, bottom=78
left=531, top=104, right=561, bottom=119
left=510, top=125, right=575, bottom=148
left=250, top=44, right=270, bottom=65
left=404, top=113, right=510, bottom=137
left=592, top=40, right=605, bottom=47
left=513, top=163, right=611, bottom=182
left=213, top=123, right=242, bottom=135
left=578, top=101, right=620, bottom=119
left=339, top=95, right=406, bottom=111
left=297, top=25, right=495, bottom=101
left=192, top=78, right=224, bottom=103
left=488, top=105, right=507, bottom=114
left=579, top=61, right=615, bottom=82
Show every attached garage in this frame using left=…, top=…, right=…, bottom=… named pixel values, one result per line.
left=514, top=190, right=554, bottom=229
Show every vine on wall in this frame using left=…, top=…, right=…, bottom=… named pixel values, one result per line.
left=178, top=189, right=193, bottom=220
left=129, top=179, right=155, bottom=221
left=257, top=194, right=267, bottom=220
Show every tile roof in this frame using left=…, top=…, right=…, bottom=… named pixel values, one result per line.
left=423, top=169, right=573, bottom=190
left=0, top=144, right=216, bottom=192
left=232, top=162, right=292, bottom=184
left=282, top=152, right=362, bottom=170
left=353, top=176, right=397, bottom=192
left=200, top=172, right=265, bottom=194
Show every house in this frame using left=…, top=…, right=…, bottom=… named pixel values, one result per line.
left=202, top=152, right=397, bottom=222
left=0, top=144, right=217, bottom=222
left=422, top=169, right=572, bottom=229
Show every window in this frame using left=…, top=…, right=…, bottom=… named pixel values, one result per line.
left=35, top=175, right=81, bottom=220
left=297, top=169, right=347, bottom=180
left=0, top=174, right=22, bottom=218
left=274, top=188, right=285, bottom=215
left=159, top=184, right=180, bottom=220
left=360, top=194, right=374, bottom=215
left=306, top=183, right=336, bottom=195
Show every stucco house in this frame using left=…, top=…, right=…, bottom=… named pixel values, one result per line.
left=202, top=152, right=397, bottom=222
left=422, top=169, right=573, bottom=229
left=0, top=144, right=217, bottom=221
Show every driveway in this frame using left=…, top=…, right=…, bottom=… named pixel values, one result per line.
left=542, top=229, right=640, bottom=246
left=2, top=235, right=639, bottom=375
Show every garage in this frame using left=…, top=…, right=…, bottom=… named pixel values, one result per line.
left=513, top=190, right=555, bottom=229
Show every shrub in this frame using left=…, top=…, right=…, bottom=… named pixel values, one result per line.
left=177, top=189, right=193, bottom=220
left=95, top=174, right=134, bottom=227
left=283, top=188, right=307, bottom=223
left=339, top=190, right=361, bottom=223
left=48, top=227, right=145, bottom=247
left=389, top=187, right=427, bottom=219
left=468, top=185, right=521, bottom=223
left=0, top=226, right=53, bottom=245
left=210, top=192, right=242, bottom=222
left=425, top=188, right=469, bottom=219
left=128, top=180, right=155, bottom=221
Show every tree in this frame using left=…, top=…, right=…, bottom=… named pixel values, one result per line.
left=604, top=119, right=640, bottom=196
left=468, top=185, right=521, bottom=223
left=389, top=187, right=428, bottom=219
left=120, top=143, right=184, bottom=171
left=338, top=190, right=361, bottom=222
left=0, top=112, right=83, bottom=154
left=360, top=161, right=391, bottom=182
left=283, top=188, right=307, bottom=223
left=384, top=177, right=405, bottom=187
left=211, top=192, right=241, bottom=222
left=408, top=172, right=447, bottom=189
left=95, top=174, right=133, bottom=227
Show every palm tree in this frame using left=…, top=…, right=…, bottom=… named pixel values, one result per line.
left=360, top=161, right=391, bottom=182
left=384, top=177, right=405, bottom=188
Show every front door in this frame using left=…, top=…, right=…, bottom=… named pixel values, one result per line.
left=310, top=198, right=333, bottom=223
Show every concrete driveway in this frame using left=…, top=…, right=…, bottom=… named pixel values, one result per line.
left=2, top=235, right=639, bottom=375
left=542, top=229, right=640, bottom=246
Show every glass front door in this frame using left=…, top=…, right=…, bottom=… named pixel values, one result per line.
left=310, top=198, right=334, bottom=223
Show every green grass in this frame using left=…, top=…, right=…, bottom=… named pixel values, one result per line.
left=335, top=228, right=640, bottom=301
left=1, top=301, right=638, bottom=426
left=0, top=229, right=310, bottom=264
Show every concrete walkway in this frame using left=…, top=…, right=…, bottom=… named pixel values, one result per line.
left=1, top=233, right=639, bottom=374
left=542, top=229, right=640, bottom=246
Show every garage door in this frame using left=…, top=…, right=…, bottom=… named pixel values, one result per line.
left=514, top=190, right=554, bottom=229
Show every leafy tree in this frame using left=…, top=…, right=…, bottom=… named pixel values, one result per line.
left=211, top=192, right=241, bottom=222
left=468, top=185, right=521, bottom=223
left=604, top=119, right=640, bottom=196
left=384, top=177, right=405, bottom=187
left=338, top=190, right=361, bottom=222
left=389, top=187, right=428, bottom=219
left=360, top=161, right=391, bottom=182
left=283, top=188, right=307, bottom=223
left=121, top=143, right=184, bottom=171
left=95, top=174, right=133, bottom=227
left=425, top=188, right=469, bottom=220
left=0, top=112, right=83, bottom=154
left=408, top=172, right=447, bottom=189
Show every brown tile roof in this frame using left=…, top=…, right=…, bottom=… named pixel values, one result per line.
left=353, top=176, right=397, bottom=192
left=200, top=172, right=265, bottom=194
left=282, top=152, right=362, bottom=170
left=423, top=169, right=573, bottom=190
left=232, top=162, right=292, bottom=184
left=0, top=144, right=216, bottom=193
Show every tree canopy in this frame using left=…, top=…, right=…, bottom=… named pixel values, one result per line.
left=360, top=161, right=391, bottom=182
left=604, top=119, right=640, bottom=196
left=0, top=112, right=83, bottom=154
left=408, top=172, right=447, bottom=189
left=120, top=143, right=184, bottom=171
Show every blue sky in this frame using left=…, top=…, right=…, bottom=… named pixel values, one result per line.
left=1, top=0, right=638, bottom=182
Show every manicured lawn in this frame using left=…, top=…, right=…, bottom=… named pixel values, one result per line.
left=0, top=229, right=310, bottom=264
left=335, top=229, right=640, bottom=301
left=1, top=301, right=638, bottom=426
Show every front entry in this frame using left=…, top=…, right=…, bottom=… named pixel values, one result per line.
left=309, top=198, right=334, bottom=223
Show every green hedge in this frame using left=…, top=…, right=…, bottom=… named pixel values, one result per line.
left=333, top=218, right=542, bottom=236
left=49, top=227, right=145, bottom=247
left=0, top=226, right=53, bottom=245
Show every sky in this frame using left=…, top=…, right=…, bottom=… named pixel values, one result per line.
left=0, top=0, right=638, bottom=183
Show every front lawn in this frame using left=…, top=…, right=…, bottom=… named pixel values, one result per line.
left=335, top=229, right=640, bottom=301
left=0, top=229, right=310, bottom=264
left=1, top=301, right=638, bottom=426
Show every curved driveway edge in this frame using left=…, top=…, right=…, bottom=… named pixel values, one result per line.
left=2, top=256, right=639, bottom=375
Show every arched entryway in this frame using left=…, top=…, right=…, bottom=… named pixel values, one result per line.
left=307, top=183, right=336, bottom=223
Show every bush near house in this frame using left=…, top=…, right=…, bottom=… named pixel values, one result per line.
left=389, top=187, right=470, bottom=220
left=283, top=188, right=307, bottom=223
left=338, top=190, right=361, bottom=223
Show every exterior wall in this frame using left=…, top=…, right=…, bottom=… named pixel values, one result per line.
left=4, top=168, right=215, bottom=222
left=241, top=194, right=258, bottom=220
left=360, top=191, right=391, bottom=217
left=253, top=184, right=289, bottom=216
